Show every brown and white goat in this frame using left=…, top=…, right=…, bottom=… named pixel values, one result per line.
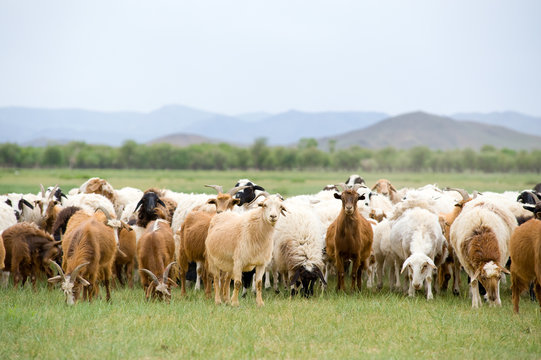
left=2, top=223, right=61, bottom=289
left=48, top=209, right=118, bottom=305
left=137, top=219, right=176, bottom=301
left=450, top=200, right=516, bottom=308
left=36, top=185, right=62, bottom=234
left=371, top=179, right=399, bottom=204
left=325, top=183, right=373, bottom=292
left=205, top=193, right=287, bottom=307
left=509, top=217, right=541, bottom=313
left=177, top=184, right=247, bottom=296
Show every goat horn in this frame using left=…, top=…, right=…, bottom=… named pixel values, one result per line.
left=247, top=191, right=269, bottom=206
left=314, top=266, right=327, bottom=286
left=40, top=184, right=46, bottom=198
left=226, top=185, right=250, bottom=196
left=71, top=262, right=90, bottom=280
left=335, top=183, right=348, bottom=192
left=48, top=184, right=59, bottom=200
left=444, top=187, right=470, bottom=202
left=162, top=261, right=177, bottom=283
left=95, top=206, right=112, bottom=220
left=205, top=185, right=223, bottom=194
left=289, top=267, right=302, bottom=287
left=531, top=192, right=541, bottom=204
left=140, top=268, right=160, bottom=285
left=472, top=190, right=481, bottom=199
left=352, top=184, right=364, bottom=192
left=49, top=260, right=65, bottom=279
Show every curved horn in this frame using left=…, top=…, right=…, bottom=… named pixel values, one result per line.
left=205, top=184, right=224, bottom=194
left=71, top=261, right=90, bottom=280
left=95, top=206, right=112, bottom=220
left=40, top=184, right=46, bottom=198
left=140, top=268, right=160, bottom=285
left=247, top=191, right=269, bottom=206
left=444, top=187, right=470, bottom=202
left=226, top=185, right=250, bottom=196
left=49, top=260, right=65, bottom=279
left=335, top=183, right=347, bottom=192
left=314, top=266, right=327, bottom=286
left=162, top=261, right=177, bottom=283
left=289, top=267, right=302, bottom=287
left=531, top=192, right=541, bottom=204
left=22, top=199, right=34, bottom=209
left=134, top=198, right=144, bottom=213
left=48, top=184, right=59, bottom=200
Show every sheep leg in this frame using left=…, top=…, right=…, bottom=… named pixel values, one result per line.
left=203, top=267, right=212, bottom=299
left=273, top=271, right=280, bottom=294
left=375, top=257, right=384, bottom=290
left=1, top=271, right=9, bottom=287
left=255, top=265, right=265, bottom=307
left=425, top=275, right=433, bottom=300
left=179, top=255, right=188, bottom=296
left=393, top=260, right=401, bottom=290
left=511, top=274, right=527, bottom=314
left=470, top=279, right=482, bottom=308
left=452, top=258, right=461, bottom=296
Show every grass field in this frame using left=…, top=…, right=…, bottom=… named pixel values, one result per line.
left=0, top=169, right=540, bottom=359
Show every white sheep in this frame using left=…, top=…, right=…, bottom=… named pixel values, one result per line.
left=63, top=193, right=116, bottom=218
left=205, top=193, right=287, bottom=307
left=390, top=207, right=446, bottom=300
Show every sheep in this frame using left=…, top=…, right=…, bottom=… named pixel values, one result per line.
left=2, top=223, right=62, bottom=289
left=115, top=186, right=144, bottom=218
left=373, top=219, right=400, bottom=291
left=345, top=174, right=365, bottom=186
left=325, top=183, right=373, bottom=292
left=78, top=177, right=117, bottom=207
left=3, top=193, right=35, bottom=222
left=509, top=217, right=541, bottom=313
left=371, top=179, right=399, bottom=204
left=137, top=219, right=176, bottom=301
left=177, top=184, right=247, bottom=296
left=450, top=198, right=516, bottom=308
left=438, top=188, right=472, bottom=296
left=63, top=193, right=116, bottom=218
left=271, top=201, right=326, bottom=297
left=232, top=179, right=266, bottom=208
left=48, top=209, right=117, bottom=305
left=205, top=192, right=287, bottom=306
left=0, top=201, right=18, bottom=234
left=390, top=207, right=447, bottom=300
left=134, top=190, right=168, bottom=228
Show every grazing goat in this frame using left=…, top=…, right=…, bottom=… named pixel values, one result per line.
left=2, top=223, right=62, bottom=288
left=450, top=199, right=516, bottom=308
left=177, top=184, right=247, bottom=296
left=113, top=226, right=136, bottom=288
left=48, top=209, right=117, bottom=305
left=509, top=217, right=541, bottom=313
left=371, top=179, right=399, bottom=204
left=205, top=193, right=287, bottom=306
left=325, top=183, right=373, bottom=292
left=137, top=219, right=176, bottom=301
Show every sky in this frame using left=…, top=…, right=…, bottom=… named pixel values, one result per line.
left=1, top=1, right=540, bottom=117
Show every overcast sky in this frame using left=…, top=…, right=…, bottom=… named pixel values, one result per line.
left=1, top=1, right=540, bottom=116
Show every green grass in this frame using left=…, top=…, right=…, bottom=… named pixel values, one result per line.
left=1, top=279, right=540, bottom=359
left=0, top=168, right=539, bottom=195
left=1, top=169, right=540, bottom=359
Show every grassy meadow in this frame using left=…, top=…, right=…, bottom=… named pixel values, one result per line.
left=1, top=168, right=540, bottom=359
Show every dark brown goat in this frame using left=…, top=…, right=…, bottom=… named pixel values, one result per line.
left=52, top=206, right=82, bottom=241
left=510, top=218, right=541, bottom=313
left=325, top=183, right=373, bottom=292
left=113, top=226, right=136, bottom=288
left=2, top=223, right=61, bottom=289
left=48, top=210, right=117, bottom=305
left=137, top=219, right=176, bottom=301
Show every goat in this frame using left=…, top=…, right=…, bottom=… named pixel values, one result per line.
left=177, top=184, right=247, bottom=296
left=2, top=223, right=61, bottom=289
left=232, top=179, right=265, bottom=208
left=48, top=209, right=117, bottom=305
left=205, top=192, right=287, bottom=306
left=450, top=199, right=516, bottom=308
left=509, top=217, right=541, bottom=313
left=137, top=219, right=176, bottom=301
left=135, top=190, right=169, bottom=228
left=113, top=225, right=136, bottom=288
left=371, top=179, right=399, bottom=204
left=325, top=183, right=373, bottom=292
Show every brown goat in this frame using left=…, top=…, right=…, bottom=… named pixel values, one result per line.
left=325, top=183, right=373, bottom=292
left=177, top=184, right=247, bottom=296
left=2, top=223, right=61, bottom=289
left=113, top=226, right=136, bottom=288
left=48, top=210, right=117, bottom=305
left=0, top=234, right=5, bottom=270
left=371, top=179, right=399, bottom=203
left=137, top=219, right=176, bottom=301
left=438, top=188, right=471, bottom=295
left=510, top=218, right=541, bottom=313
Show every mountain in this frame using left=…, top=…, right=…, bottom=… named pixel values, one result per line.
left=147, top=133, right=228, bottom=147
left=184, top=110, right=389, bottom=145
left=318, top=112, right=541, bottom=151
left=451, top=111, right=541, bottom=136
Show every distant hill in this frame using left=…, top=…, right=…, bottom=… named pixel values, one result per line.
left=147, top=133, right=229, bottom=147
left=451, top=111, right=541, bottom=136
left=318, top=112, right=541, bottom=150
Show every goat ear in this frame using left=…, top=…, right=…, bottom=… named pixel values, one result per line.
left=48, top=275, right=62, bottom=284
left=501, top=266, right=511, bottom=275
left=333, top=193, right=341, bottom=200
left=427, top=259, right=437, bottom=270
left=258, top=202, right=265, bottom=207
left=78, top=276, right=91, bottom=287
left=253, top=185, right=265, bottom=191
left=207, top=199, right=217, bottom=205
left=390, top=184, right=397, bottom=192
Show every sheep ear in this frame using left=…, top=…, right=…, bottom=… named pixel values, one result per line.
left=281, top=206, right=288, bottom=217
left=401, top=259, right=411, bottom=274
left=253, top=185, right=265, bottom=191
left=371, top=184, right=378, bottom=191
left=390, top=184, right=397, bottom=192
left=427, top=259, right=437, bottom=270
left=333, top=193, right=341, bottom=200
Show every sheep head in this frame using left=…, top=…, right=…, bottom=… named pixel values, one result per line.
left=289, top=265, right=326, bottom=298
left=233, top=179, right=266, bottom=206
left=140, top=261, right=176, bottom=302
left=401, top=253, right=437, bottom=291
left=48, top=260, right=90, bottom=306
left=135, top=192, right=166, bottom=219
left=472, top=261, right=510, bottom=306
left=371, top=179, right=396, bottom=197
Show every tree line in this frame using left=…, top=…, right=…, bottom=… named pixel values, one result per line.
left=0, top=138, right=540, bottom=173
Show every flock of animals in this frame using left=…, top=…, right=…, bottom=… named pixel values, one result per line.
left=1, top=175, right=540, bottom=313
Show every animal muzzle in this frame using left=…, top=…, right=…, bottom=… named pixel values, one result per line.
left=413, top=283, right=422, bottom=290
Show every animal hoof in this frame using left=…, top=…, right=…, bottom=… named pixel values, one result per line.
left=453, top=289, right=460, bottom=296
